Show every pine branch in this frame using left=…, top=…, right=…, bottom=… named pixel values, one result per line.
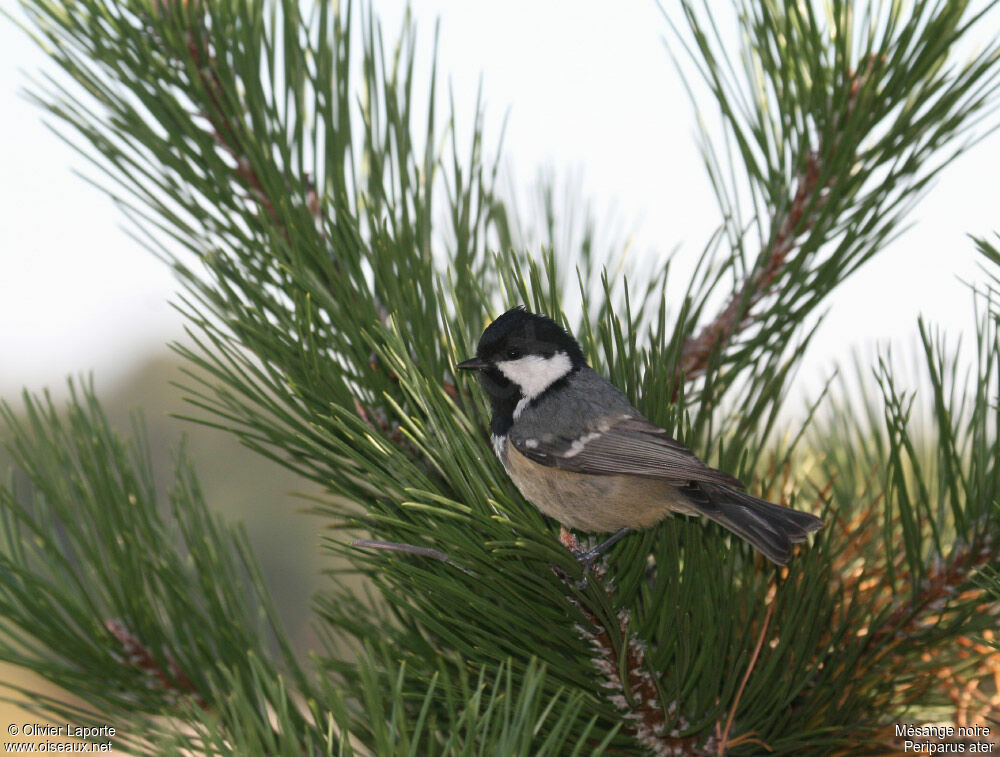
left=716, top=598, right=775, bottom=756
left=6, top=0, right=1000, bottom=754
left=562, top=557, right=707, bottom=756
left=104, top=619, right=207, bottom=711
left=0, top=381, right=318, bottom=753
left=661, top=0, right=1000, bottom=424
left=679, top=51, right=886, bottom=376
left=677, top=148, right=825, bottom=382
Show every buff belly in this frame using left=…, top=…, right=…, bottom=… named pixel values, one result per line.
left=504, top=443, right=694, bottom=532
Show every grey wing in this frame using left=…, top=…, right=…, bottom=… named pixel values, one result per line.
left=510, top=415, right=744, bottom=489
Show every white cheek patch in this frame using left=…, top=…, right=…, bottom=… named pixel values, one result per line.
left=496, top=352, right=572, bottom=399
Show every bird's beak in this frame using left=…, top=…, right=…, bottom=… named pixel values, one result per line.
left=456, top=356, right=488, bottom=371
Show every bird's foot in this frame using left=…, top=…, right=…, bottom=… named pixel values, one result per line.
left=570, top=547, right=605, bottom=590
left=564, top=527, right=634, bottom=589
left=576, top=527, right=633, bottom=564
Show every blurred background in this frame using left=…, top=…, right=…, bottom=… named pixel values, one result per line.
left=2, top=0, right=999, bottom=740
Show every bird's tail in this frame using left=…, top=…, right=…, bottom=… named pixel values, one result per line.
left=689, top=484, right=823, bottom=565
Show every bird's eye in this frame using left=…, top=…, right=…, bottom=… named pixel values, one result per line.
left=505, top=348, right=522, bottom=360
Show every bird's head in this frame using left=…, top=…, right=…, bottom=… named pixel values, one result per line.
left=456, top=307, right=585, bottom=405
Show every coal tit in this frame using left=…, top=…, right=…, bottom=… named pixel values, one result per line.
left=456, top=307, right=823, bottom=564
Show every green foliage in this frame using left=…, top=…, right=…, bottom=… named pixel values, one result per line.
left=0, top=384, right=617, bottom=756
left=0, top=381, right=305, bottom=751
left=3, top=0, right=1000, bottom=753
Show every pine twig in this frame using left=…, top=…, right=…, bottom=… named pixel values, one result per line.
left=676, top=58, right=879, bottom=384
left=562, top=561, right=714, bottom=756
left=352, top=539, right=452, bottom=563
left=167, top=10, right=289, bottom=230
left=158, top=2, right=421, bottom=464
left=716, top=597, right=776, bottom=755
left=105, top=620, right=207, bottom=710
left=864, top=538, right=995, bottom=652
left=677, top=149, right=825, bottom=383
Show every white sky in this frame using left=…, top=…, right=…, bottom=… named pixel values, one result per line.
left=2, top=2, right=998, bottom=405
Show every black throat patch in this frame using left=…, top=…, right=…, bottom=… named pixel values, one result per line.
left=478, top=366, right=521, bottom=437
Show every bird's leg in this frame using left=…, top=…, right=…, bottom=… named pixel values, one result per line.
left=576, top=527, right=633, bottom=569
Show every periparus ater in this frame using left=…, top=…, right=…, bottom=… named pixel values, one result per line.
left=457, top=307, right=823, bottom=564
